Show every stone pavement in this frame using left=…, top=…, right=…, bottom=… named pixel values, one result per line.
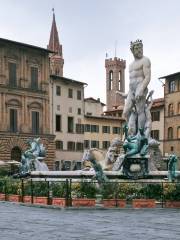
left=0, top=202, right=180, bottom=240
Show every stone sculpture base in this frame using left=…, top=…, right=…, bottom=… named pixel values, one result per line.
left=123, top=154, right=149, bottom=179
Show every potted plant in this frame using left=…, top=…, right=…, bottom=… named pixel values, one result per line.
left=33, top=181, right=48, bottom=205
left=132, top=184, right=162, bottom=208
left=164, top=183, right=180, bottom=208
left=71, top=181, right=97, bottom=207
left=0, top=178, right=5, bottom=201
left=101, top=182, right=126, bottom=208
left=6, top=178, right=22, bottom=202
left=52, top=182, right=66, bottom=207
left=23, top=180, right=32, bottom=203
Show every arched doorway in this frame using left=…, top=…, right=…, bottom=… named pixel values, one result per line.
left=11, top=146, right=22, bottom=162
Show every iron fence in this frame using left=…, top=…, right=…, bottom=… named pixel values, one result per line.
left=0, top=178, right=180, bottom=208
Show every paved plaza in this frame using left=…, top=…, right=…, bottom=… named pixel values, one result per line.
left=0, top=202, right=180, bottom=240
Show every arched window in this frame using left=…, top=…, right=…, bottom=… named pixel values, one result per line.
left=109, top=71, right=113, bottom=90
left=11, top=146, right=22, bottom=162
left=168, top=127, right=173, bottom=139
left=118, top=71, right=121, bottom=91
left=168, top=104, right=174, bottom=116
left=177, top=126, right=180, bottom=139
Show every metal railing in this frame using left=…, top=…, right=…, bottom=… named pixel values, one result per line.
left=0, top=178, right=180, bottom=208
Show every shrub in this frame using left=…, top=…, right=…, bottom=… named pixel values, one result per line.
left=101, top=182, right=126, bottom=199
left=32, top=181, right=48, bottom=197
left=51, top=182, right=66, bottom=198
left=136, top=184, right=163, bottom=200
left=5, top=178, right=21, bottom=195
left=0, top=179, right=5, bottom=193
left=23, top=180, right=32, bottom=196
left=118, top=183, right=138, bottom=200
left=164, top=183, right=180, bottom=201
left=71, top=181, right=97, bottom=199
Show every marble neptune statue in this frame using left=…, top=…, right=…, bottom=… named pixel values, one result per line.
left=123, top=39, right=151, bottom=138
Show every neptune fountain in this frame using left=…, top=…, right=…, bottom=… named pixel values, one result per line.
left=18, top=40, right=178, bottom=183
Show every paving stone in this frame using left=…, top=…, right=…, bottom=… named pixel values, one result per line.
left=0, top=202, right=180, bottom=240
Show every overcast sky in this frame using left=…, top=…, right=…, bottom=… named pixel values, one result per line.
left=1, top=0, right=180, bottom=104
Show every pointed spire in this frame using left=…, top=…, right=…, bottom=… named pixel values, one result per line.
left=48, top=9, right=64, bottom=77
left=48, top=9, right=62, bottom=56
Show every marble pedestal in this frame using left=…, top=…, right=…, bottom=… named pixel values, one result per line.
left=123, top=154, right=149, bottom=179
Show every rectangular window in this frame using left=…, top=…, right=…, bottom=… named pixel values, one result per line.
left=55, top=161, right=60, bottom=171
left=151, top=111, right=160, bottom=121
left=67, top=141, right=75, bottom=151
left=32, top=111, right=39, bottom=134
left=9, top=62, right=17, bottom=87
left=102, top=141, right=110, bottom=149
left=85, top=124, right=91, bottom=132
left=31, top=67, right=38, bottom=90
left=56, top=86, right=61, bottom=96
left=151, top=130, right=159, bottom=140
left=102, top=126, right=110, bottom=133
left=57, top=105, right=60, bottom=111
left=77, top=108, right=81, bottom=115
left=84, top=140, right=90, bottom=149
left=76, top=142, right=84, bottom=151
left=68, top=117, right=74, bottom=133
left=62, top=160, right=71, bottom=171
left=55, top=140, right=63, bottom=150
left=68, top=88, right=73, bottom=98
left=73, top=162, right=82, bottom=170
left=113, top=127, right=121, bottom=134
left=56, top=115, right=61, bottom=132
left=76, top=124, right=84, bottom=134
left=10, top=109, right=17, bottom=132
left=77, top=90, right=82, bottom=100
left=91, top=140, right=99, bottom=148
left=91, top=125, right=99, bottom=133
left=169, top=80, right=176, bottom=93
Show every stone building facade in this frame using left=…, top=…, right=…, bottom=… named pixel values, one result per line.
left=0, top=38, right=55, bottom=169
left=159, top=72, right=180, bottom=160
left=50, top=75, right=86, bottom=170
left=151, top=98, right=164, bottom=154
left=84, top=97, right=105, bottom=116
left=105, top=57, right=126, bottom=111
left=84, top=115, right=123, bottom=152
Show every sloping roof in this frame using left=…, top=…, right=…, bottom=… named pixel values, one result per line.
left=152, top=98, right=164, bottom=108
left=84, top=97, right=105, bottom=106
left=0, top=37, right=53, bottom=53
left=104, top=107, right=124, bottom=114
left=159, top=72, right=180, bottom=79
left=50, top=75, right=87, bottom=86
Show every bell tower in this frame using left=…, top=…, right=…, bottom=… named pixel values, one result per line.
left=105, top=57, right=126, bottom=111
left=48, top=9, right=64, bottom=76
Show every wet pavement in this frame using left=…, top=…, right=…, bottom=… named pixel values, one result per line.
left=0, top=202, right=180, bottom=240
